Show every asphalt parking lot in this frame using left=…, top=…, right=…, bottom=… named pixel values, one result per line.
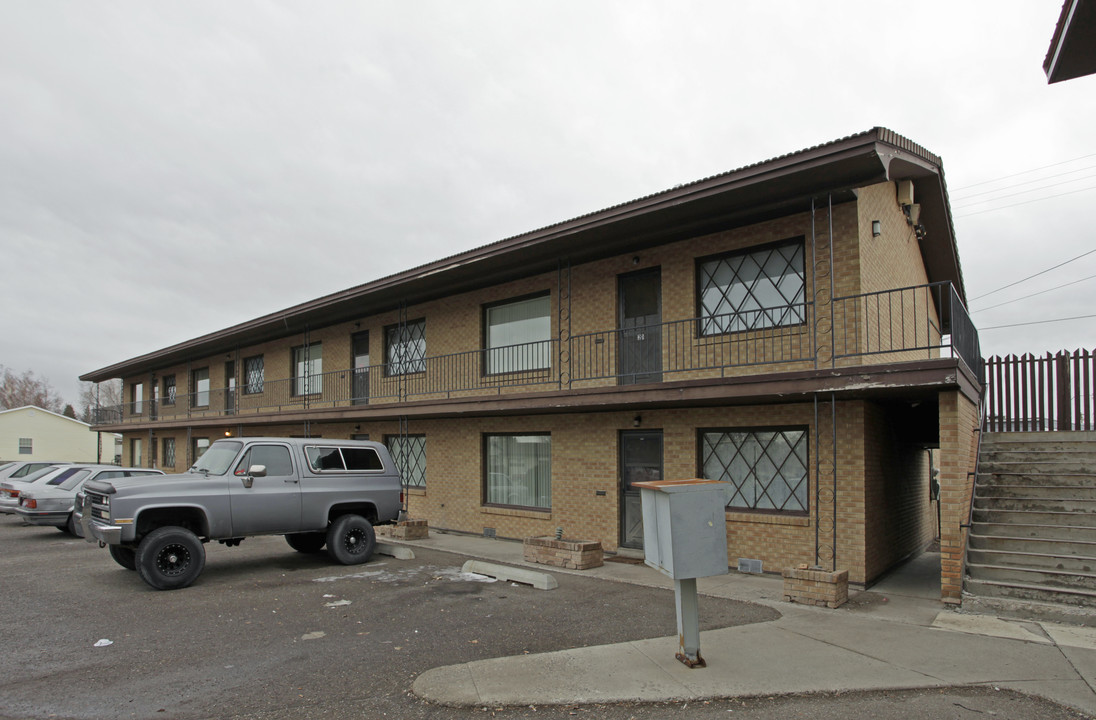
left=1, top=519, right=1088, bottom=720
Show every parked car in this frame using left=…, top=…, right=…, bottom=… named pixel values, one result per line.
left=81, top=437, right=404, bottom=590
left=0, top=465, right=70, bottom=514
left=17, top=465, right=165, bottom=535
left=0, top=461, right=70, bottom=482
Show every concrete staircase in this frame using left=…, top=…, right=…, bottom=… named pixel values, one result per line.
left=964, top=431, right=1096, bottom=623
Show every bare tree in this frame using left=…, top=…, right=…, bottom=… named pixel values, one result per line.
left=79, top=379, right=123, bottom=423
left=0, top=366, right=64, bottom=413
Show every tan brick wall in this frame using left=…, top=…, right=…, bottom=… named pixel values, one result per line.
left=938, top=390, right=980, bottom=603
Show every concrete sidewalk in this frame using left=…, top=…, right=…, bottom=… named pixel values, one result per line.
left=384, top=531, right=1096, bottom=715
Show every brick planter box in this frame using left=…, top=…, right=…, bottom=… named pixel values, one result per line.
left=782, top=567, right=849, bottom=609
left=523, top=537, right=603, bottom=570
left=382, top=519, right=429, bottom=540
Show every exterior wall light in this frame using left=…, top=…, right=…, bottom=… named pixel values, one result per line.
left=871, top=220, right=881, bottom=237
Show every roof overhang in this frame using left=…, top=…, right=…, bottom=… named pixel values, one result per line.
left=1045, top=0, right=1096, bottom=83
left=82, top=127, right=963, bottom=383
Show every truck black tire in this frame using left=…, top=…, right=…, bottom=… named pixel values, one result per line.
left=135, top=527, right=206, bottom=590
left=285, top=532, right=326, bottom=553
left=325, top=514, right=376, bottom=565
left=109, top=545, right=137, bottom=570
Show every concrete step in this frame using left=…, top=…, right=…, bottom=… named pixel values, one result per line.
left=964, top=577, right=1096, bottom=608
left=968, top=532, right=1096, bottom=556
left=979, top=460, right=1095, bottom=475
left=975, top=485, right=1096, bottom=500
left=976, top=472, right=1096, bottom=488
left=969, top=522, right=1096, bottom=542
left=982, top=431, right=1096, bottom=449
left=974, top=496, right=1096, bottom=513
left=967, top=547, right=1096, bottom=573
left=972, top=509, right=1096, bottom=528
left=959, top=593, right=1096, bottom=627
left=966, top=562, right=1096, bottom=591
left=983, top=450, right=1096, bottom=464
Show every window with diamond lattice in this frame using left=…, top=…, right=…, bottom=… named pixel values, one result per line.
left=386, top=319, right=426, bottom=376
left=700, top=428, right=808, bottom=513
left=697, top=239, right=806, bottom=335
left=387, top=435, right=426, bottom=488
left=162, top=375, right=176, bottom=406
left=243, top=355, right=264, bottom=394
left=162, top=437, right=176, bottom=468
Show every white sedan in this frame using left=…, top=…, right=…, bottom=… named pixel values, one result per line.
left=12, top=465, right=164, bottom=535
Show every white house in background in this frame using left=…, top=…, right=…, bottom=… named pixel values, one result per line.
left=0, top=406, right=119, bottom=464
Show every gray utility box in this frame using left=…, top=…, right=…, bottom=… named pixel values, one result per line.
left=633, top=478, right=732, bottom=580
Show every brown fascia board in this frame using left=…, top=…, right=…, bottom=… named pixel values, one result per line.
left=1045, top=0, right=1096, bottom=83
left=81, top=127, right=961, bottom=383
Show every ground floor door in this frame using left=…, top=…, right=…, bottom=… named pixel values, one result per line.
left=619, top=430, right=663, bottom=549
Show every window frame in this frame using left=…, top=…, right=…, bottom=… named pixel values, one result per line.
left=18, top=438, right=32, bottom=455
left=162, top=375, right=176, bottom=406
left=695, top=237, right=808, bottom=337
left=190, top=367, right=210, bottom=408
left=482, top=432, right=552, bottom=511
left=386, top=434, right=426, bottom=488
left=697, top=425, right=810, bottom=516
left=385, top=318, right=426, bottom=376
left=482, top=292, right=552, bottom=376
left=291, top=344, right=323, bottom=397
left=243, top=355, right=265, bottom=395
left=131, top=382, right=144, bottom=415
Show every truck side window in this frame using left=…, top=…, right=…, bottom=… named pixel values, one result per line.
left=341, top=447, right=383, bottom=471
left=237, top=445, right=294, bottom=477
left=305, top=446, right=344, bottom=471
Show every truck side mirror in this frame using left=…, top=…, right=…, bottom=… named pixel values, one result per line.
left=240, top=464, right=267, bottom=489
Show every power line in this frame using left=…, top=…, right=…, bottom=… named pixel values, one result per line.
left=974, top=272, right=1096, bottom=312
left=980, top=313, right=1096, bottom=330
left=970, top=248, right=1096, bottom=301
left=953, top=171, right=1096, bottom=207
left=956, top=184, right=1096, bottom=218
left=953, top=164, right=1096, bottom=201
left=952, top=152, right=1096, bottom=191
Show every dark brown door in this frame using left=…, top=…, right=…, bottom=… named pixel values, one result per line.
left=620, top=430, right=663, bottom=549
left=352, top=332, right=370, bottom=405
left=618, top=269, right=662, bottom=385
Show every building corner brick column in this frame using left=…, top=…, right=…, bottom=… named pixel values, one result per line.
left=938, top=390, right=979, bottom=604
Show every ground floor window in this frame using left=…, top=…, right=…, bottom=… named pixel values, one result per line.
left=484, top=433, right=551, bottom=509
left=387, top=435, right=426, bottom=488
left=162, top=437, right=176, bottom=468
left=131, top=438, right=143, bottom=467
left=192, top=437, right=210, bottom=464
left=699, top=427, right=808, bottom=513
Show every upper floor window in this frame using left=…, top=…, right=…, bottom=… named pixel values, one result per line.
left=292, top=344, right=322, bottom=396
left=191, top=367, right=210, bottom=408
left=386, top=319, right=426, bottom=376
left=485, top=294, right=551, bottom=374
left=18, top=438, right=32, bottom=455
left=162, top=375, right=176, bottom=406
left=244, top=355, right=264, bottom=394
left=131, top=382, right=144, bottom=415
left=700, top=427, right=808, bottom=514
left=697, top=238, right=806, bottom=336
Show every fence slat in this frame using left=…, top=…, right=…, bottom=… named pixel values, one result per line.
left=984, top=348, right=1096, bottom=432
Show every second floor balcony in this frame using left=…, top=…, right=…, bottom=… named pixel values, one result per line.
left=94, top=282, right=982, bottom=427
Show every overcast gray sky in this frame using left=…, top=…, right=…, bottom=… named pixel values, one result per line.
left=2, top=1, right=1094, bottom=407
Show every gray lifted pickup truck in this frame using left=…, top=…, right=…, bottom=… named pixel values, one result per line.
left=81, top=437, right=403, bottom=590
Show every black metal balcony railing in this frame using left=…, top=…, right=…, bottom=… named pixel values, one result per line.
left=94, top=282, right=982, bottom=426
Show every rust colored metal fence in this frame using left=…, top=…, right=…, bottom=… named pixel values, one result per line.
left=984, top=349, right=1096, bottom=432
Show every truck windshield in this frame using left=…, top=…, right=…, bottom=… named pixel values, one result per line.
left=191, top=441, right=243, bottom=475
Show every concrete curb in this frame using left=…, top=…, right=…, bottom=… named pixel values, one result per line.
left=461, top=559, right=558, bottom=590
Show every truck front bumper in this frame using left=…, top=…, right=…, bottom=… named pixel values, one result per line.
left=81, top=516, right=122, bottom=545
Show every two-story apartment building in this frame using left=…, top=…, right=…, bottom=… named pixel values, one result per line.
left=82, top=128, right=983, bottom=603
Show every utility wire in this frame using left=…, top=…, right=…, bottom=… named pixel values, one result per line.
left=953, top=164, right=1096, bottom=201
left=970, top=248, right=1096, bottom=301
left=952, top=152, right=1096, bottom=191
left=955, top=173, right=1096, bottom=209
left=980, top=314, right=1096, bottom=330
left=974, top=272, right=1096, bottom=312
left=956, top=184, right=1096, bottom=218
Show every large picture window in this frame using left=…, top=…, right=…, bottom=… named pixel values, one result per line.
left=484, top=433, right=551, bottom=509
left=697, top=238, right=806, bottom=335
left=386, top=319, right=426, bottom=375
left=292, top=344, right=322, bottom=396
left=387, top=435, right=426, bottom=488
left=700, top=427, right=808, bottom=513
left=485, top=294, right=551, bottom=374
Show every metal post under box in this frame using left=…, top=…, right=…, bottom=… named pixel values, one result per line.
left=633, top=478, right=732, bottom=669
